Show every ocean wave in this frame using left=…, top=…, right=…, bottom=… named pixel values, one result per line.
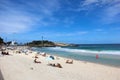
left=47, top=47, right=120, bottom=55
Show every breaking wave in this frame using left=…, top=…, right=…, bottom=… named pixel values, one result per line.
left=47, top=47, right=120, bottom=55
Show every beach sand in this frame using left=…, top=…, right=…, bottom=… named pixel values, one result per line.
left=0, top=47, right=120, bottom=80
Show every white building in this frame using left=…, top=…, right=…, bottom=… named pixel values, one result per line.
left=10, top=41, right=16, bottom=46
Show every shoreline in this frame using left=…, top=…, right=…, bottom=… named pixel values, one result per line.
left=32, top=47, right=120, bottom=68
left=36, top=51, right=120, bottom=68
left=0, top=46, right=120, bottom=80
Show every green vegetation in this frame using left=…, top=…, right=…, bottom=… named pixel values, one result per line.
left=27, top=40, right=56, bottom=47
left=0, top=37, right=4, bottom=45
left=26, top=40, right=79, bottom=47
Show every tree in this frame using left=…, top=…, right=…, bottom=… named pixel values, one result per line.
left=0, top=37, right=4, bottom=45
left=27, top=40, right=55, bottom=47
left=6, top=41, right=11, bottom=46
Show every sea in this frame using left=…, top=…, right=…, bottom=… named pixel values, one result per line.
left=31, top=44, right=120, bottom=67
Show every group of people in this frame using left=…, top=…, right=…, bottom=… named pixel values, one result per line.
left=33, top=53, right=73, bottom=68
left=33, top=54, right=41, bottom=63
left=1, top=51, right=9, bottom=55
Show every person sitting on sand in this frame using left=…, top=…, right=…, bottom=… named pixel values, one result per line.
left=55, top=63, right=62, bottom=68
left=35, top=55, right=38, bottom=58
left=42, top=53, right=46, bottom=57
left=40, top=52, right=46, bottom=57
left=34, top=58, right=41, bottom=63
left=1, top=51, right=5, bottom=55
left=66, top=59, right=73, bottom=64
left=1, top=51, right=9, bottom=55
left=6, top=52, right=9, bottom=55
left=32, top=55, right=39, bottom=58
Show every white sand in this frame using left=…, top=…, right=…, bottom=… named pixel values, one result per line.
left=0, top=48, right=120, bottom=80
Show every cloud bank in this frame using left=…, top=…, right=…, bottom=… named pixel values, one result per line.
left=0, top=0, right=60, bottom=34
left=0, top=0, right=120, bottom=35
left=81, top=0, right=120, bottom=24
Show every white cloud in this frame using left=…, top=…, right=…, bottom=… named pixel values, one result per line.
left=0, top=0, right=60, bottom=34
left=53, top=31, right=88, bottom=37
left=32, top=31, right=88, bottom=38
left=69, top=0, right=100, bottom=12
left=22, top=0, right=60, bottom=16
left=102, top=2, right=120, bottom=23
left=95, top=29, right=103, bottom=32
left=79, top=0, right=120, bottom=24
left=0, top=8, right=38, bottom=33
left=62, top=17, right=75, bottom=27
left=82, top=0, right=99, bottom=6
left=81, top=0, right=118, bottom=6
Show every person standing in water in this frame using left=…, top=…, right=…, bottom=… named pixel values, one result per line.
left=96, top=54, right=99, bottom=59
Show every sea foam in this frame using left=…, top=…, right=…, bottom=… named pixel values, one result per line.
left=47, top=47, right=120, bottom=55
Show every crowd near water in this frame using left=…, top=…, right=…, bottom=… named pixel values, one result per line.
left=32, top=44, right=120, bottom=67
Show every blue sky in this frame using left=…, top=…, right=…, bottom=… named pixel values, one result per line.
left=0, top=0, right=120, bottom=44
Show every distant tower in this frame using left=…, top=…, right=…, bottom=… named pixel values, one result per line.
left=42, top=36, right=44, bottom=47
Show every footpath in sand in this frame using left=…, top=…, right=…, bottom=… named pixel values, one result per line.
left=0, top=49, right=120, bottom=80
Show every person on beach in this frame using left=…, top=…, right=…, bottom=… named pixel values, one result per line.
left=48, top=63, right=62, bottom=68
left=41, top=53, right=46, bottom=57
left=66, top=59, right=73, bottom=64
left=34, top=58, right=41, bottom=63
left=55, top=63, right=62, bottom=68
left=96, top=54, right=99, bottom=59
left=1, top=51, right=9, bottom=55
left=35, top=55, right=38, bottom=58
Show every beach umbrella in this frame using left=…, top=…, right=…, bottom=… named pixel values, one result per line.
left=46, top=57, right=54, bottom=61
left=50, top=56, right=55, bottom=60
left=46, top=57, right=54, bottom=64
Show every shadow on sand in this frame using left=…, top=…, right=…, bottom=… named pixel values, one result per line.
left=0, top=70, right=4, bottom=80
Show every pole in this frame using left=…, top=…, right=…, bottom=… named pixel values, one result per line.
left=42, top=36, right=44, bottom=47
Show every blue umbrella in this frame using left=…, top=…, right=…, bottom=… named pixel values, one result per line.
left=50, top=56, right=55, bottom=60
left=46, top=57, right=53, bottom=61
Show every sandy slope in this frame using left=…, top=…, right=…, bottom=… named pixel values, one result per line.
left=0, top=50, right=120, bottom=80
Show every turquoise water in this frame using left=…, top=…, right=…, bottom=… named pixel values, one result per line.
left=32, top=44, right=120, bottom=67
